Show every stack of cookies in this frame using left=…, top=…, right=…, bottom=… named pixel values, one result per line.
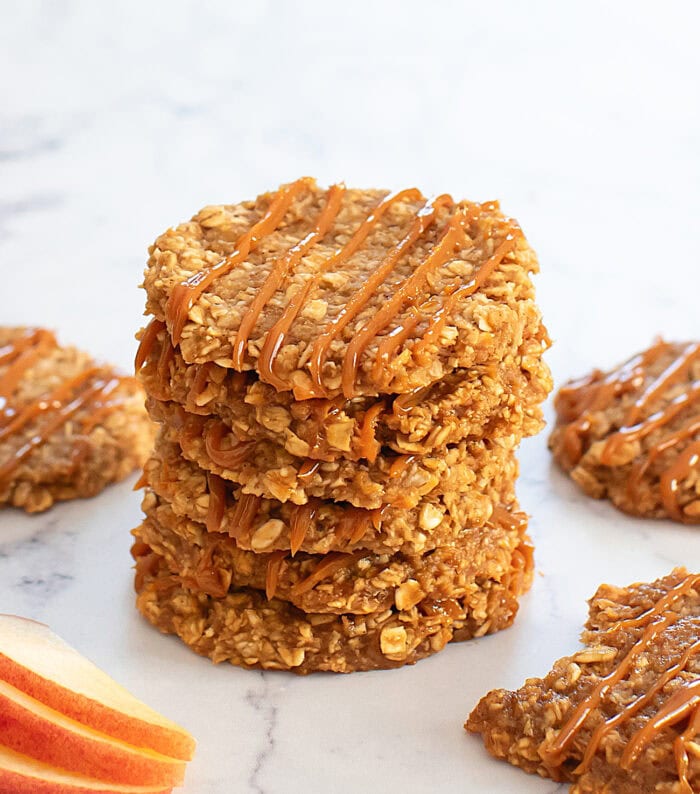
left=131, top=179, right=552, bottom=673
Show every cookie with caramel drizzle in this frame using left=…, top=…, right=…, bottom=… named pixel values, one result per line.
left=0, top=327, right=153, bottom=512
left=467, top=568, right=700, bottom=794
left=139, top=437, right=516, bottom=557
left=136, top=317, right=551, bottom=462
left=142, top=179, right=544, bottom=399
left=133, top=542, right=532, bottom=674
left=132, top=488, right=530, bottom=616
left=146, top=400, right=520, bottom=511
left=550, top=340, right=700, bottom=524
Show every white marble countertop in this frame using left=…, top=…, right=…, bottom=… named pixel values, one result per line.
left=2, top=2, right=700, bottom=792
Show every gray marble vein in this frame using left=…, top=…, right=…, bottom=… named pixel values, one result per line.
left=245, top=675, right=279, bottom=794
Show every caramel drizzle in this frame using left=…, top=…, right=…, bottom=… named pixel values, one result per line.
left=81, top=385, right=136, bottom=433
left=289, top=551, right=361, bottom=596
left=660, top=440, right=700, bottom=520
left=410, top=217, right=521, bottom=365
left=265, top=550, right=287, bottom=600
left=555, top=341, right=671, bottom=422
left=232, top=183, right=346, bottom=370
left=335, top=507, right=380, bottom=546
left=627, top=415, right=700, bottom=508
left=258, top=188, right=422, bottom=392
left=601, top=384, right=700, bottom=465
left=601, top=342, right=700, bottom=464
left=623, top=342, right=700, bottom=427
left=297, top=459, right=321, bottom=480
left=608, top=574, right=700, bottom=633
left=288, top=501, right=381, bottom=556
left=388, top=454, right=417, bottom=478
left=205, top=472, right=227, bottom=533
left=0, top=328, right=51, bottom=366
left=187, top=361, right=218, bottom=406
left=203, top=422, right=253, bottom=469
left=132, top=470, right=149, bottom=491
left=228, top=493, right=262, bottom=541
left=166, top=177, right=314, bottom=344
left=557, top=341, right=671, bottom=464
left=193, top=542, right=231, bottom=599
left=289, top=501, right=318, bottom=556
left=0, top=367, right=123, bottom=483
left=489, top=504, right=529, bottom=535
left=576, top=636, right=700, bottom=774
left=371, top=301, right=439, bottom=385
left=340, top=205, right=471, bottom=397
left=622, top=677, right=700, bottom=793
left=0, top=329, right=57, bottom=424
left=560, top=341, right=700, bottom=520
left=356, top=401, right=384, bottom=463
left=541, top=572, right=700, bottom=789
left=307, top=194, right=453, bottom=396
left=134, top=319, right=164, bottom=373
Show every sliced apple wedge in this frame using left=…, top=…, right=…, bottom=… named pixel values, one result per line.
left=0, top=678, right=185, bottom=787
left=0, top=615, right=194, bottom=761
left=0, top=743, right=173, bottom=794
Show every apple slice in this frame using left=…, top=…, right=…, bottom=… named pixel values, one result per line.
left=0, top=616, right=194, bottom=761
left=0, top=678, right=185, bottom=787
left=0, top=742, right=173, bottom=794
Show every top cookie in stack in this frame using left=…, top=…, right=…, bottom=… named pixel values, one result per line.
left=132, top=178, right=552, bottom=673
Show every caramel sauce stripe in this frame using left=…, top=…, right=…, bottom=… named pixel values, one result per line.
left=0, top=366, right=127, bottom=483
left=409, top=218, right=521, bottom=365
left=166, top=177, right=315, bottom=344
left=232, top=183, right=347, bottom=371
left=0, top=330, right=58, bottom=425
left=259, top=188, right=423, bottom=394
left=307, top=193, right=453, bottom=397
left=340, top=207, right=472, bottom=398
left=557, top=342, right=671, bottom=465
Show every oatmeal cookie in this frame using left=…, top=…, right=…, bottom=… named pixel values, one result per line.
left=140, top=438, right=515, bottom=556
left=550, top=340, right=700, bottom=523
left=467, top=568, right=700, bottom=794
left=136, top=318, right=551, bottom=460
left=142, top=179, right=546, bottom=398
left=134, top=543, right=533, bottom=674
left=0, top=327, right=153, bottom=512
left=132, top=489, right=530, bottom=615
left=148, top=401, right=519, bottom=509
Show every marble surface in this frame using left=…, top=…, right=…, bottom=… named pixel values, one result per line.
left=1, top=2, right=700, bottom=791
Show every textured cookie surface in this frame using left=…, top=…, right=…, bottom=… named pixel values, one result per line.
left=148, top=401, right=519, bottom=509
left=142, top=179, right=546, bottom=398
left=137, top=318, right=551, bottom=460
left=550, top=340, right=700, bottom=523
left=0, top=327, right=153, bottom=512
left=133, top=489, right=530, bottom=615
left=467, top=568, right=700, bottom=794
left=141, top=438, right=516, bottom=556
left=134, top=544, right=532, bottom=674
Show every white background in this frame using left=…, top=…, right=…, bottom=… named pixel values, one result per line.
left=1, top=2, right=699, bottom=792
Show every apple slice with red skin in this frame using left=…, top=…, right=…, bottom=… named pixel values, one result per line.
left=0, top=616, right=194, bottom=762
left=0, top=743, right=173, bottom=794
left=0, top=678, right=185, bottom=787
